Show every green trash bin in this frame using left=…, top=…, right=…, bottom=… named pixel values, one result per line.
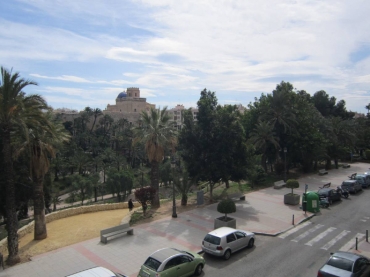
left=302, top=191, right=320, bottom=213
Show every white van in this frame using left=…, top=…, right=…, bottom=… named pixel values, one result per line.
left=66, top=266, right=127, bottom=277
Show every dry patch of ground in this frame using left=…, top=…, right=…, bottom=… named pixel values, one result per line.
left=15, top=198, right=201, bottom=265
left=17, top=209, right=129, bottom=263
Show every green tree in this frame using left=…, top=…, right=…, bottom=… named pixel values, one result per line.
left=16, top=112, right=70, bottom=240
left=0, top=66, right=42, bottom=265
left=173, top=166, right=194, bottom=206
left=134, top=107, right=177, bottom=207
left=106, top=168, right=134, bottom=202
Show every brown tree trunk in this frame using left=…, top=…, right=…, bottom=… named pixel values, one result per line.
left=181, top=194, right=188, bottom=206
left=150, top=161, right=160, bottom=208
left=225, top=179, right=230, bottom=189
left=2, top=127, right=20, bottom=265
left=33, top=176, right=47, bottom=240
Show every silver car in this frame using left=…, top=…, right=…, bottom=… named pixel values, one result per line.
left=67, top=266, right=127, bottom=277
left=355, top=174, right=370, bottom=188
left=201, top=227, right=255, bottom=260
left=317, top=251, right=370, bottom=277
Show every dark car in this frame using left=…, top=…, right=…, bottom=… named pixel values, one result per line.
left=356, top=174, right=370, bottom=188
left=317, top=188, right=341, bottom=204
left=317, top=251, right=370, bottom=277
left=341, top=180, right=362, bottom=194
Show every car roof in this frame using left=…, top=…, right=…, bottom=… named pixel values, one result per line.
left=150, top=248, right=183, bottom=263
left=356, top=174, right=366, bottom=177
left=207, top=227, right=253, bottom=237
left=66, top=266, right=124, bottom=277
left=332, top=251, right=366, bottom=262
left=342, top=180, right=357, bottom=184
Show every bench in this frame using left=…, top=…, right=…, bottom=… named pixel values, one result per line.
left=274, top=180, right=286, bottom=189
left=342, top=164, right=350, bottom=168
left=100, top=223, right=133, bottom=244
left=318, top=169, right=328, bottom=175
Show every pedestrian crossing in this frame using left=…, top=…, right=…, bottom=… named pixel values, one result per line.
left=278, top=223, right=365, bottom=252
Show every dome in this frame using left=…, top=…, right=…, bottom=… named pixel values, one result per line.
left=117, top=91, right=127, bottom=99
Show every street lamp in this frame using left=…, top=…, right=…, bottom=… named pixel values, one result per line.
left=284, top=147, right=287, bottom=182
left=171, top=158, right=177, bottom=218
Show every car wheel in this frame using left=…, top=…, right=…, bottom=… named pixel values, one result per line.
left=248, top=238, right=255, bottom=248
left=194, top=264, right=203, bottom=276
left=223, top=249, right=231, bottom=260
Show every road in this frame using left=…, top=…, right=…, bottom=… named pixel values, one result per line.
left=202, top=188, right=370, bottom=277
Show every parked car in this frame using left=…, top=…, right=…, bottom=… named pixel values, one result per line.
left=201, top=227, right=255, bottom=260
left=341, top=180, right=362, bottom=194
left=355, top=174, right=370, bottom=188
left=67, top=266, right=127, bottom=277
left=317, top=251, right=370, bottom=277
left=138, top=248, right=205, bottom=277
left=317, top=188, right=341, bottom=204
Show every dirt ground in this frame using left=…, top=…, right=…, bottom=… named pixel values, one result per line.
left=15, top=198, right=200, bottom=264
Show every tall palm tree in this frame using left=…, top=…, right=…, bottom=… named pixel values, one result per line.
left=248, top=120, right=280, bottom=171
left=134, top=107, right=177, bottom=207
left=16, top=112, right=70, bottom=240
left=0, top=66, right=40, bottom=265
left=90, top=108, right=102, bottom=132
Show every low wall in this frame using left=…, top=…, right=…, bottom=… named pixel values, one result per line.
left=0, top=202, right=128, bottom=257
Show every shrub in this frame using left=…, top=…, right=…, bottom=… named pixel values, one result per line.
left=217, top=198, right=236, bottom=220
left=365, top=149, right=370, bottom=160
left=286, top=179, right=299, bottom=195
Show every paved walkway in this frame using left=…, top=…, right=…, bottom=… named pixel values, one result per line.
left=0, top=162, right=369, bottom=277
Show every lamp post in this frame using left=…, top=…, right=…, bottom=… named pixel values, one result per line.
left=284, top=147, right=287, bottom=182
left=171, top=159, right=177, bottom=218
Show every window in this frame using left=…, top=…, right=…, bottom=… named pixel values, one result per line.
left=163, top=258, right=178, bottom=270
left=144, top=257, right=161, bottom=271
left=226, top=234, right=236, bottom=243
left=204, top=234, right=221, bottom=245
left=135, top=93, right=137, bottom=97
left=235, top=232, right=245, bottom=239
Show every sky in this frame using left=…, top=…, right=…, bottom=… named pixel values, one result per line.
left=1, top=0, right=370, bottom=113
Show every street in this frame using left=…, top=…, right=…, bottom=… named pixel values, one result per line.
left=202, top=188, right=370, bottom=277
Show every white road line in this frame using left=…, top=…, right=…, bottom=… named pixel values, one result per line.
left=278, top=221, right=313, bottom=239
left=321, top=230, right=351, bottom=250
left=305, top=227, right=337, bottom=246
left=291, top=224, right=324, bottom=242
left=339, top=233, right=365, bottom=252
left=360, top=220, right=367, bottom=222
left=364, top=217, right=370, bottom=219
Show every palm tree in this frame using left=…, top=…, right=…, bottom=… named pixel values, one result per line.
left=16, top=112, right=70, bottom=240
left=90, top=108, right=102, bottom=132
left=248, top=120, right=280, bottom=171
left=0, top=66, right=39, bottom=265
left=134, top=107, right=177, bottom=207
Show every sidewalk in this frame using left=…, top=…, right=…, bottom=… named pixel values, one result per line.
left=0, top=162, right=369, bottom=277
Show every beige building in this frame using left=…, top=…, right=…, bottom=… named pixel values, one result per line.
left=168, top=104, right=198, bottom=130
left=104, top=87, right=155, bottom=123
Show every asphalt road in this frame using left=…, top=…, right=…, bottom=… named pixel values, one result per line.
left=202, top=188, right=370, bottom=277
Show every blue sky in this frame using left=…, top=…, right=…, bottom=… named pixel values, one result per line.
left=1, top=0, right=370, bottom=113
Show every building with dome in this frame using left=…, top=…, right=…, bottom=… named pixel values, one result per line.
left=104, top=87, right=155, bottom=123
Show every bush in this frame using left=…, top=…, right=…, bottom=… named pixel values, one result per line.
left=365, top=149, right=370, bottom=160
left=286, top=179, right=299, bottom=195
left=217, top=198, right=236, bottom=220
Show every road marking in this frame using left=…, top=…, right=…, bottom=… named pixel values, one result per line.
left=339, top=233, right=365, bottom=252
left=364, top=217, right=370, bottom=219
left=291, top=224, right=324, bottom=242
left=321, top=230, right=351, bottom=250
left=305, top=227, right=336, bottom=246
left=278, top=221, right=312, bottom=239
left=360, top=220, right=367, bottom=222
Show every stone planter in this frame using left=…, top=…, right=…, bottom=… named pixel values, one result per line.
left=214, top=216, right=236, bottom=229
left=284, top=193, right=300, bottom=205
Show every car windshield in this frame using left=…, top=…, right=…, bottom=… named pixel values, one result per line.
left=143, top=257, right=161, bottom=271
left=204, top=234, right=221, bottom=245
left=327, top=256, right=353, bottom=272
left=342, top=183, right=352, bottom=187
